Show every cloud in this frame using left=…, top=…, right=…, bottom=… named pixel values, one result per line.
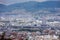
left=0, top=0, right=6, bottom=4
left=0, top=0, right=60, bottom=5
left=48, top=0, right=60, bottom=1
left=0, top=0, right=47, bottom=5
left=32, top=0, right=47, bottom=2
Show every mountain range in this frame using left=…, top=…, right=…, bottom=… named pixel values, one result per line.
left=0, top=1, right=60, bottom=13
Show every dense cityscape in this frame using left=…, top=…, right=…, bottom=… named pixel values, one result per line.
left=0, top=0, right=60, bottom=40
left=0, top=14, right=60, bottom=40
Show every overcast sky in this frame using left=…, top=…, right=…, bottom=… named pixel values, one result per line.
left=0, top=0, right=60, bottom=5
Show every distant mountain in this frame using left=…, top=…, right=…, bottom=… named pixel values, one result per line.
left=0, top=1, right=60, bottom=13
left=0, top=4, right=7, bottom=12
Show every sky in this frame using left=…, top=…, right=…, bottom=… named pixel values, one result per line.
left=0, top=0, right=60, bottom=5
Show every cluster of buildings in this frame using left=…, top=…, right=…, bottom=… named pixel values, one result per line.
left=0, top=31, right=60, bottom=40
left=0, top=15, right=60, bottom=27
left=0, top=15, right=60, bottom=40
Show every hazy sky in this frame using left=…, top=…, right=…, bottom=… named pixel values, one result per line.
left=0, top=0, right=60, bottom=5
